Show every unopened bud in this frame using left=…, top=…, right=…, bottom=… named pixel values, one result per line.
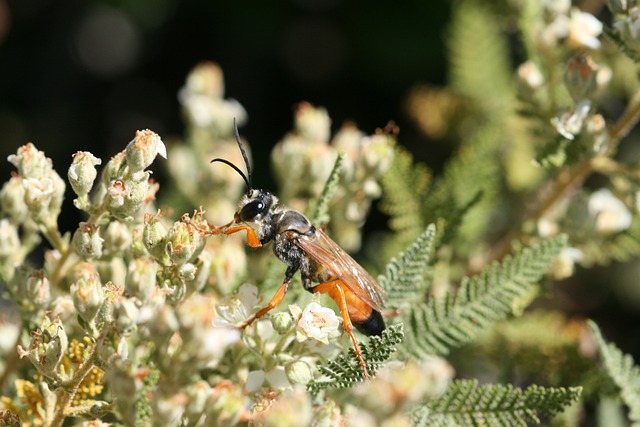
left=8, top=266, right=51, bottom=313
left=71, top=263, right=104, bottom=326
left=0, top=219, right=20, bottom=281
left=7, top=143, right=51, bottom=179
left=101, top=151, right=126, bottom=186
left=143, top=213, right=169, bottom=264
left=102, top=221, right=133, bottom=256
left=564, top=53, right=598, bottom=102
left=166, top=221, right=203, bottom=266
left=72, top=222, right=103, bottom=260
left=177, top=262, right=197, bottom=281
left=125, top=129, right=167, bottom=173
left=22, top=174, right=66, bottom=226
left=272, top=311, right=295, bottom=335
left=0, top=409, right=22, bottom=426
left=113, top=297, right=140, bottom=335
left=21, top=317, right=68, bottom=378
left=0, top=176, right=28, bottom=224
left=613, top=10, right=640, bottom=53
left=68, top=151, right=101, bottom=196
left=606, top=0, right=628, bottom=14
left=105, top=176, right=150, bottom=219
left=285, top=360, right=314, bottom=385
left=125, top=256, right=158, bottom=301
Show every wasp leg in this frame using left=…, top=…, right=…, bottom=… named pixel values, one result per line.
left=310, top=279, right=370, bottom=381
left=240, top=267, right=296, bottom=329
left=216, top=224, right=262, bottom=248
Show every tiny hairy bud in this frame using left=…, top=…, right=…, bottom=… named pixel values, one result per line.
left=125, top=256, right=158, bottom=301
left=271, top=311, right=295, bottom=335
left=0, top=176, right=28, bottom=224
left=8, top=266, right=51, bottom=313
left=285, top=360, right=314, bottom=385
left=102, top=221, right=133, bottom=255
left=105, top=175, right=150, bottom=219
left=564, top=53, right=598, bottom=102
left=72, top=222, right=104, bottom=260
left=125, top=129, right=167, bottom=173
left=166, top=221, right=203, bottom=266
left=71, top=263, right=105, bottom=326
left=21, top=317, right=68, bottom=378
left=68, top=151, right=102, bottom=196
left=143, top=213, right=169, bottom=264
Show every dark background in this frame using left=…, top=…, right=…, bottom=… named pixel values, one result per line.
left=0, top=0, right=448, bottom=218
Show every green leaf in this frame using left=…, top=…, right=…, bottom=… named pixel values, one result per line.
left=378, top=224, right=437, bottom=307
left=400, top=235, right=567, bottom=358
left=418, top=379, right=582, bottom=426
left=308, top=152, right=345, bottom=225
left=307, top=324, right=404, bottom=395
left=589, top=320, right=640, bottom=426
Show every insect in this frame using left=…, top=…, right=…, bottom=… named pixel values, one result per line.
left=203, top=121, right=386, bottom=380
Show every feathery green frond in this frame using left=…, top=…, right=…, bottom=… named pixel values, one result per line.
left=418, top=379, right=582, bottom=426
left=447, top=0, right=513, bottom=115
left=378, top=224, right=437, bottom=307
left=307, top=324, right=404, bottom=395
left=309, top=152, right=345, bottom=225
left=589, top=320, right=640, bottom=425
left=379, top=146, right=430, bottom=243
left=399, top=236, right=567, bottom=359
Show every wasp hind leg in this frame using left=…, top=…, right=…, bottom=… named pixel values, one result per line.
left=309, top=279, right=371, bottom=381
left=239, top=266, right=296, bottom=330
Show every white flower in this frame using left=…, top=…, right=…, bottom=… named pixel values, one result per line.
left=567, top=8, right=603, bottom=49
left=551, top=247, right=583, bottom=280
left=245, top=367, right=292, bottom=392
left=551, top=99, right=591, bottom=140
left=518, top=61, right=544, bottom=90
left=215, top=283, right=259, bottom=327
left=293, top=302, right=340, bottom=344
left=588, top=189, right=632, bottom=234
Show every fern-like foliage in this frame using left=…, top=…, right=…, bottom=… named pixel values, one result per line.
left=447, top=0, right=513, bottom=115
left=399, top=235, right=567, bottom=359
left=309, top=151, right=345, bottom=225
left=378, top=224, right=437, bottom=308
left=307, top=324, right=404, bottom=395
left=379, top=146, right=430, bottom=245
left=589, top=320, right=640, bottom=425
left=580, top=215, right=640, bottom=267
left=415, top=379, right=582, bottom=426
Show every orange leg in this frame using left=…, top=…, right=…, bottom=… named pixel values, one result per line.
left=215, top=224, right=262, bottom=248
left=310, top=279, right=370, bottom=381
left=240, top=277, right=291, bottom=330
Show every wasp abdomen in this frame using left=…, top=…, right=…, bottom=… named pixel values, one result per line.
left=353, top=310, right=386, bottom=336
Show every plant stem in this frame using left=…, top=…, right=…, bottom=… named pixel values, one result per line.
left=48, top=328, right=107, bottom=427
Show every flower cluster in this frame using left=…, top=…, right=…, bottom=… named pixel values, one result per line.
left=271, top=102, right=395, bottom=250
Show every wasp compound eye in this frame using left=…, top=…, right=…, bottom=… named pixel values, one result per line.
left=239, top=200, right=265, bottom=222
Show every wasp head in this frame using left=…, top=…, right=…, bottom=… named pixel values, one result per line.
left=236, top=189, right=277, bottom=223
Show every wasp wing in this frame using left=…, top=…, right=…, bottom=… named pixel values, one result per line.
left=294, top=228, right=385, bottom=311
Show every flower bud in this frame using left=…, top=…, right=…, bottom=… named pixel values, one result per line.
left=143, top=213, right=169, bottom=264
left=105, top=175, right=150, bottom=219
left=72, top=222, right=104, bottom=260
left=272, top=311, right=295, bottom=334
left=113, top=297, right=140, bottom=335
left=166, top=221, right=203, bottom=266
left=71, top=263, right=104, bottom=326
left=285, top=360, right=314, bottom=385
left=7, top=143, right=51, bottom=179
left=100, top=151, right=126, bottom=186
left=564, top=53, right=598, bottom=102
left=0, top=219, right=20, bottom=281
left=588, top=188, right=632, bottom=234
left=0, top=409, right=22, bottom=426
left=125, top=129, right=167, bottom=173
left=606, top=0, right=628, bottom=14
left=177, top=262, right=197, bottom=281
left=185, top=252, right=211, bottom=294
left=20, top=317, right=68, bottom=378
left=0, top=175, right=28, bottom=224
left=295, top=102, right=331, bottom=143
left=613, top=10, right=640, bottom=53
left=102, top=221, right=133, bottom=256
left=8, top=266, right=51, bottom=313
left=68, top=151, right=101, bottom=196
left=22, top=174, right=66, bottom=226
left=125, top=256, right=158, bottom=301
left=517, top=61, right=544, bottom=93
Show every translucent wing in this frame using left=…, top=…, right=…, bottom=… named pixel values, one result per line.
left=294, top=228, right=386, bottom=311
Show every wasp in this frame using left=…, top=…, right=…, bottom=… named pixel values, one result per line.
left=202, top=121, right=386, bottom=380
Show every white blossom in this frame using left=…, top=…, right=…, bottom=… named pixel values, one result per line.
left=293, top=302, right=340, bottom=344
left=551, top=99, right=591, bottom=140
left=215, top=283, right=259, bottom=327
left=567, top=8, right=603, bottom=50
left=588, top=189, right=632, bottom=234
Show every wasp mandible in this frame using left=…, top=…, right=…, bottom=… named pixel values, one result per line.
left=202, top=121, right=386, bottom=380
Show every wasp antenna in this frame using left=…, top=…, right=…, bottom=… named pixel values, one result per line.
left=233, top=118, right=252, bottom=192
left=210, top=158, right=251, bottom=190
